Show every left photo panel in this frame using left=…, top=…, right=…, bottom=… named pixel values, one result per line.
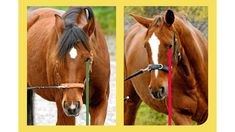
left=27, top=6, right=116, bottom=126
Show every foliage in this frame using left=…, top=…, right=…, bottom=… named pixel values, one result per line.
left=92, top=7, right=116, bottom=35
left=28, top=6, right=116, bottom=35
left=125, top=6, right=207, bottom=20
left=124, top=6, right=208, bottom=38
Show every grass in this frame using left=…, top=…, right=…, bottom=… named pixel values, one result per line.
left=135, top=102, right=198, bottom=125
left=135, top=102, right=168, bottom=125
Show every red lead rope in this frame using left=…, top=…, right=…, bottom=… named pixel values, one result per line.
left=168, top=48, right=172, bottom=125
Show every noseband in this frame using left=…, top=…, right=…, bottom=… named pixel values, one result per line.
left=124, top=32, right=182, bottom=81
left=27, top=59, right=92, bottom=90
left=27, top=83, right=85, bottom=90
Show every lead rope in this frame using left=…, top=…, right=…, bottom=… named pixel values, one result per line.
left=85, top=60, right=90, bottom=126
left=168, top=46, right=172, bottom=125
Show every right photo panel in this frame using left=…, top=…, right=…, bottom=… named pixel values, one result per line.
left=124, top=6, right=208, bottom=125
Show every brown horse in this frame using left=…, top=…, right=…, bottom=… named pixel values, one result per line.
left=124, top=10, right=208, bottom=125
left=27, top=7, right=110, bottom=125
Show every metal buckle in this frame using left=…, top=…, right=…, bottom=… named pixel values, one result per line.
left=158, top=64, right=163, bottom=69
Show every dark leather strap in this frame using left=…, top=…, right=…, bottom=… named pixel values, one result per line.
left=124, top=64, right=168, bottom=81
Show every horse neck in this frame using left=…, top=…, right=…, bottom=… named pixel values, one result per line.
left=173, top=18, right=208, bottom=122
left=174, top=18, right=207, bottom=88
left=46, top=29, right=63, bottom=85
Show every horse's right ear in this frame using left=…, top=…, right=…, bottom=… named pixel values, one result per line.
left=165, top=10, right=175, bottom=26
left=130, top=13, right=152, bottom=28
left=82, top=7, right=95, bottom=37
left=54, top=14, right=64, bottom=37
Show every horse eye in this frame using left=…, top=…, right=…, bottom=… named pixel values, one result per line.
left=180, top=109, right=193, bottom=116
left=84, top=57, right=91, bottom=62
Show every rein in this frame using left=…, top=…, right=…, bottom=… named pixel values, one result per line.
left=124, top=64, right=168, bottom=81
left=167, top=44, right=172, bottom=125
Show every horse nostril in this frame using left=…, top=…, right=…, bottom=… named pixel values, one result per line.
left=159, top=86, right=166, bottom=97
left=77, top=101, right=80, bottom=109
left=63, top=101, right=67, bottom=109
left=151, top=86, right=166, bottom=99
left=160, top=86, right=165, bottom=94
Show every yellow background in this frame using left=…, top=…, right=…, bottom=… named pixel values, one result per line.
left=19, top=0, right=216, bottom=131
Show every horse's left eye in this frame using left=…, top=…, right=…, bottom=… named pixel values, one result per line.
left=84, top=57, right=91, bottom=62
left=180, top=109, right=193, bottom=116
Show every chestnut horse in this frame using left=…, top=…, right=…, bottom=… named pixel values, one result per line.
left=27, top=7, right=110, bottom=125
left=124, top=10, right=207, bottom=125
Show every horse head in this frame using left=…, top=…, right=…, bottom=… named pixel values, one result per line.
left=49, top=7, right=95, bottom=117
left=130, top=10, right=208, bottom=124
left=130, top=10, right=179, bottom=100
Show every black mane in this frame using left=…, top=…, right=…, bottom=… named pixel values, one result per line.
left=57, top=7, right=94, bottom=59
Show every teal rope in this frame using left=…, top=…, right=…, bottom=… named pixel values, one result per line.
left=85, top=61, right=89, bottom=125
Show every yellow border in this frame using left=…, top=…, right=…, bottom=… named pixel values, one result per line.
left=19, top=0, right=216, bottom=132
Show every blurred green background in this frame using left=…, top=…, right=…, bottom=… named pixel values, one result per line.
left=125, top=6, right=208, bottom=39
left=125, top=6, right=207, bottom=125
left=28, top=6, right=116, bottom=35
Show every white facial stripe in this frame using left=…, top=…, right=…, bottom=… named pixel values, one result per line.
left=69, top=47, right=77, bottom=59
left=148, top=33, right=160, bottom=77
left=70, top=102, right=76, bottom=109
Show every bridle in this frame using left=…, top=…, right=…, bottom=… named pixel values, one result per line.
left=124, top=31, right=182, bottom=125
left=27, top=83, right=85, bottom=90
left=27, top=57, right=93, bottom=90
left=27, top=58, right=92, bottom=125
left=124, top=32, right=182, bottom=81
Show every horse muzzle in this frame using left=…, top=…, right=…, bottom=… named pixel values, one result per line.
left=150, top=86, right=168, bottom=100
left=63, top=101, right=82, bottom=117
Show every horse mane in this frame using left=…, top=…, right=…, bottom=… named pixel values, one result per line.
left=173, top=14, right=208, bottom=67
left=57, top=7, right=94, bottom=59
left=172, top=13, right=208, bottom=99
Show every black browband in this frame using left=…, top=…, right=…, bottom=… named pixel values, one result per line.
left=124, top=32, right=181, bottom=81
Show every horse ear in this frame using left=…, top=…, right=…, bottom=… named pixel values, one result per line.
left=54, top=14, right=64, bottom=37
left=82, top=7, right=95, bottom=37
left=130, top=13, right=152, bottom=28
left=27, top=14, right=39, bottom=31
left=165, top=10, right=175, bottom=26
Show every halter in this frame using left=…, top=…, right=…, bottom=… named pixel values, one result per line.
left=27, top=60, right=92, bottom=90
left=124, top=32, right=181, bottom=81
left=27, top=83, right=85, bottom=90
left=27, top=58, right=92, bottom=125
left=27, top=52, right=93, bottom=90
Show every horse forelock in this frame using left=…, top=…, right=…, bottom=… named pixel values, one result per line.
left=57, top=7, right=92, bottom=59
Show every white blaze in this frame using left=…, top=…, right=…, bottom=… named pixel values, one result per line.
left=148, top=33, right=160, bottom=77
left=69, top=47, right=77, bottom=59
